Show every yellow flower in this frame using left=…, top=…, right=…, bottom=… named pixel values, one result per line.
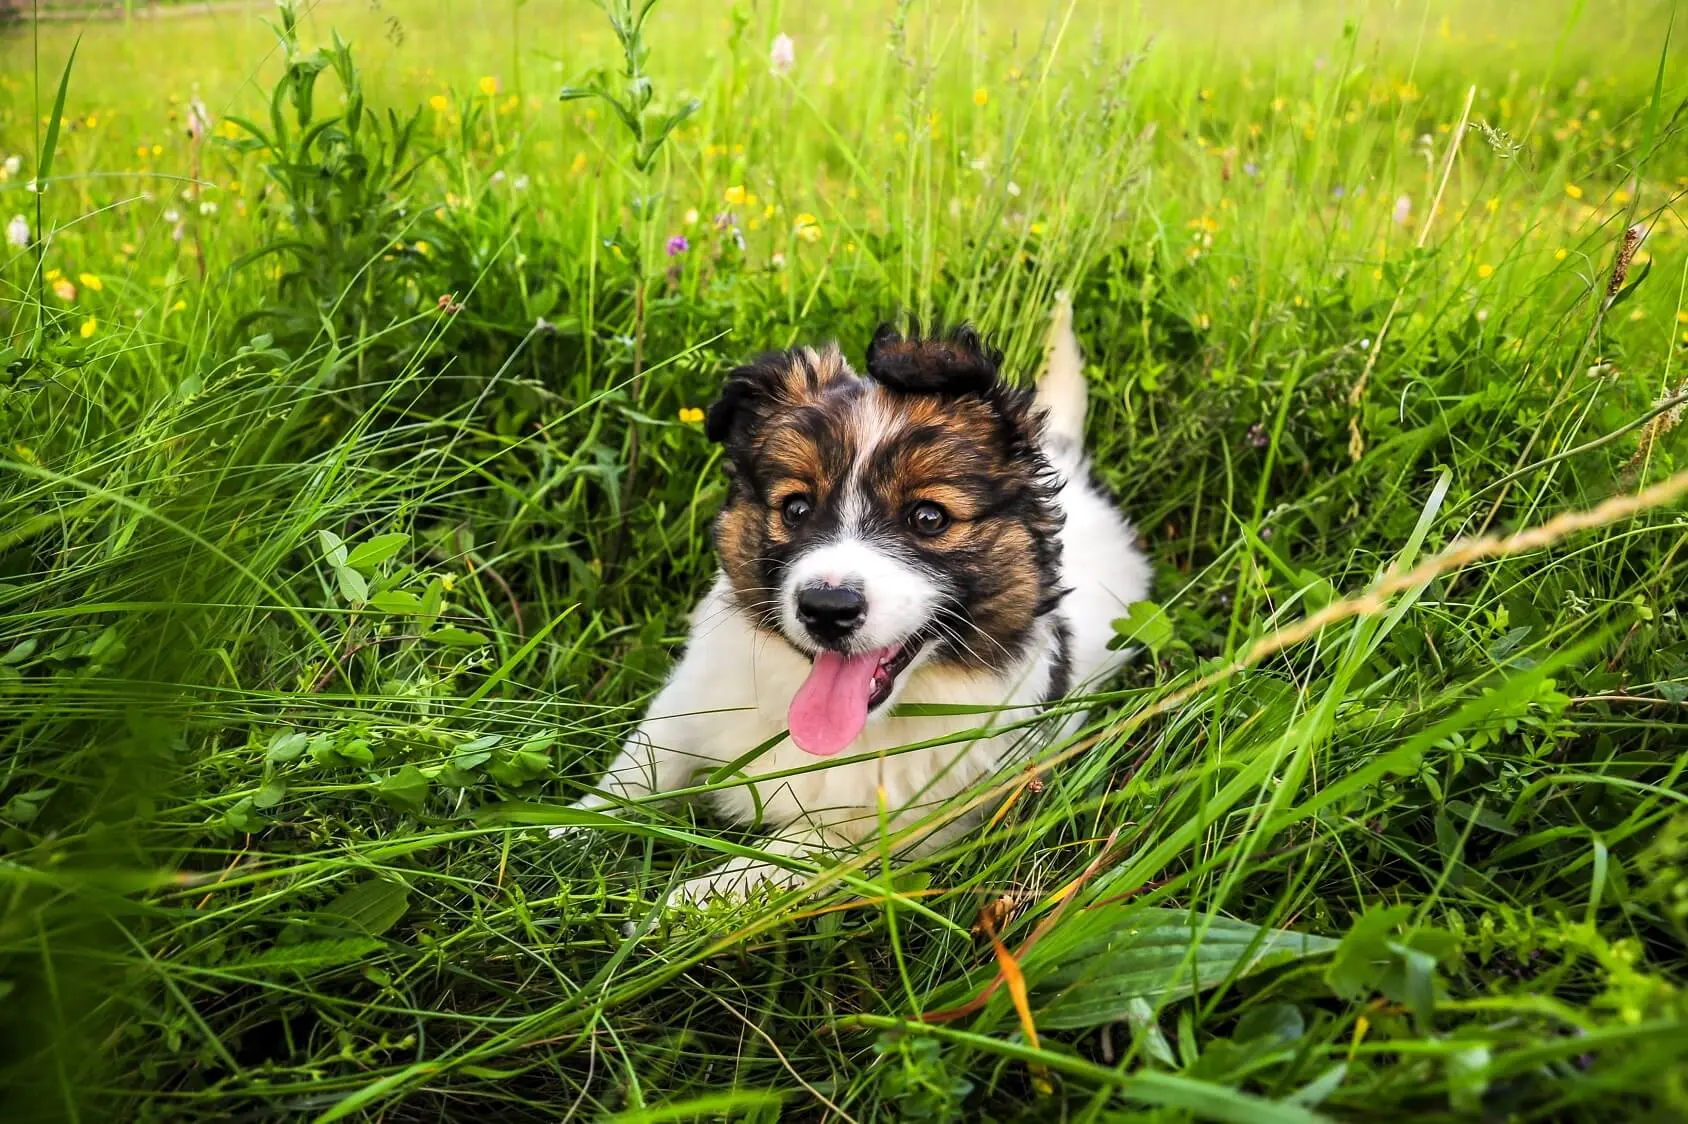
left=45, top=268, right=62, bottom=281
left=678, top=406, right=705, bottom=424
left=1554, top=248, right=1569, bottom=261
left=1485, top=197, right=1500, bottom=213
left=85, top=113, right=98, bottom=128
left=792, top=212, right=822, bottom=242
left=79, top=272, right=103, bottom=292
left=1029, top=222, right=1045, bottom=235
left=79, top=316, right=96, bottom=338
left=170, top=299, right=187, bottom=314
left=1676, top=310, right=1688, bottom=324
left=412, top=240, right=431, bottom=256
left=724, top=184, right=747, bottom=205
left=151, top=143, right=163, bottom=157
left=429, top=94, right=449, bottom=111
left=135, top=145, right=149, bottom=158
left=1564, top=183, right=1584, bottom=200
left=570, top=152, right=588, bottom=175
left=1186, top=215, right=1219, bottom=233
left=52, top=277, right=76, bottom=301
left=478, top=76, right=500, bottom=97
left=973, top=86, right=989, bottom=107
left=1614, top=189, right=1632, bottom=205
left=1477, top=263, right=1495, bottom=279
left=440, top=573, right=456, bottom=593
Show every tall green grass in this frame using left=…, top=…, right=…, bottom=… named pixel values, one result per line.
left=2, top=0, right=1686, bottom=1119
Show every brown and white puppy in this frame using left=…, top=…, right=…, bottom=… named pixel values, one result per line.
left=558, top=296, right=1149, bottom=903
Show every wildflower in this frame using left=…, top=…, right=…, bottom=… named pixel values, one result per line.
left=437, top=294, right=463, bottom=314
left=2, top=154, right=19, bottom=176
left=79, top=316, right=96, bottom=339
left=513, top=174, right=530, bottom=191
left=5, top=214, right=27, bottom=248
left=666, top=234, right=689, bottom=256
left=1485, top=196, right=1500, bottom=213
left=1477, top=263, right=1495, bottom=279
left=151, top=143, right=163, bottom=157
left=478, top=76, right=501, bottom=97
left=683, top=207, right=699, bottom=226
left=1564, top=183, right=1583, bottom=200
left=199, top=201, right=217, bottom=216
left=973, top=86, right=989, bottom=107
left=770, top=251, right=786, bottom=269
left=429, top=94, right=449, bottom=111
left=570, top=153, right=588, bottom=175
left=678, top=406, right=705, bottom=424
left=412, top=240, right=431, bottom=256
left=1187, top=215, right=1220, bottom=233
left=1677, top=311, right=1688, bottom=324
left=1392, top=194, right=1412, bottom=226
left=1247, top=423, right=1270, bottom=448
left=792, top=212, right=821, bottom=242
left=1614, top=188, right=1632, bottom=205
left=724, top=184, right=748, bottom=206
left=1006, top=181, right=1021, bottom=197
left=769, top=33, right=795, bottom=76
left=1243, top=161, right=1259, bottom=177
left=1029, top=222, right=1045, bottom=235
left=170, top=299, right=186, bottom=314
left=1554, top=248, right=1569, bottom=261
left=52, top=278, right=77, bottom=301
left=79, top=272, right=103, bottom=292
left=186, top=97, right=211, bottom=143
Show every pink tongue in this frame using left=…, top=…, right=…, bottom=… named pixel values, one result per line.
left=788, top=648, right=889, bottom=756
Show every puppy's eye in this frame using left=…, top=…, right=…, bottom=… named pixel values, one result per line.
left=780, top=494, right=813, bottom=527
left=908, top=501, right=950, bottom=536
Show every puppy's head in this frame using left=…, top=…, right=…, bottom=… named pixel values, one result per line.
left=706, top=325, right=1063, bottom=756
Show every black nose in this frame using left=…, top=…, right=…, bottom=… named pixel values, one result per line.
left=796, top=584, right=866, bottom=643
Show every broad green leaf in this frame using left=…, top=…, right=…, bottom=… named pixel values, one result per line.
left=267, top=730, right=308, bottom=763
left=1111, top=600, right=1174, bottom=656
left=427, top=626, right=486, bottom=648
left=334, top=564, right=368, bottom=603
left=376, top=765, right=428, bottom=812
left=317, top=528, right=348, bottom=567
left=1020, top=907, right=1339, bottom=1030
left=368, top=590, right=424, bottom=614
left=345, top=532, right=409, bottom=572
left=225, top=938, right=384, bottom=974
left=317, top=878, right=409, bottom=937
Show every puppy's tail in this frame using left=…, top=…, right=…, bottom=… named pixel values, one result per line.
left=1035, top=290, right=1087, bottom=453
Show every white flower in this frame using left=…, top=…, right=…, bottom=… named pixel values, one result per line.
left=163, top=208, right=180, bottom=223
left=513, top=174, right=530, bottom=191
left=3, top=155, right=19, bottom=176
left=187, top=96, right=211, bottom=143
left=769, top=33, right=795, bottom=76
left=199, top=200, right=218, bottom=216
left=5, top=213, right=27, bottom=248
left=1006, top=180, right=1022, bottom=197
left=1392, top=193, right=1411, bottom=226
left=770, top=251, right=786, bottom=269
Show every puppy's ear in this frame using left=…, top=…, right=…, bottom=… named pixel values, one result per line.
left=864, top=323, right=1002, bottom=397
left=706, top=345, right=847, bottom=457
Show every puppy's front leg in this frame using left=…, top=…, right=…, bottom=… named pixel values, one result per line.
left=671, top=814, right=863, bottom=904
left=551, top=726, right=696, bottom=832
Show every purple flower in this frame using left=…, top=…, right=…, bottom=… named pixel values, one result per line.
left=666, top=234, right=689, bottom=257
left=1243, top=161, right=1259, bottom=177
left=713, top=210, right=737, bottom=230
left=1331, top=185, right=1345, bottom=199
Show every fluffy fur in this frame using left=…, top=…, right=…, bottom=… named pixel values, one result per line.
left=557, top=295, right=1150, bottom=903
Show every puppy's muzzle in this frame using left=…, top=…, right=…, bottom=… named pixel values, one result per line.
left=796, top=583, right=866, bottom=646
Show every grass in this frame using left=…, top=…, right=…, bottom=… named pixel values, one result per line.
left=2, top=0, right=1687, bottom=1119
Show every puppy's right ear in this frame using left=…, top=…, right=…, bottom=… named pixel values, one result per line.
left=705, top=346, right=846, bottom=459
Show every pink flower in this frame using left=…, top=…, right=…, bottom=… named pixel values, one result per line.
left=1392, top=193, right=1412, bottom=227
left=666, top=234, right=689, bottom=257
left=769, top=33, right=795, bottom=76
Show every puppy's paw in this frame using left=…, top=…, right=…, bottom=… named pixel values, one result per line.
left=669, top=858, right=803, bottom=908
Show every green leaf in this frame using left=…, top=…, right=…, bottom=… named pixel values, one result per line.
left=334, top=564, right=369, bottom=603
left=1019, top=907, right=1338, bottom=1030
left=1326, top=904, right=1412, bottom=999
left=317, top=878, right=410, bottom=937
left=1111, top=601, right=1174, bottom=656
left=267, top=730, right=308, bottom=763
left=453, top=733, right=500, bottom=771
left=224, top=938, right=384, bottom=974
left=36, top=36, right=81, bottom=188
left=427, top=626, right=487, bottom=648
left=317, top=528, right=348, bottom=568
left=253, top=779, right=287, bottom=809
left=367, top=590, right=423, bottom=614
left=375, top=765, right=428, bottom=812
left=345, top=533, right=409, bottom=573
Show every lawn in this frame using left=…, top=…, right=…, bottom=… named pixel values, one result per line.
left=2, top=0, right=1687, bottom=1119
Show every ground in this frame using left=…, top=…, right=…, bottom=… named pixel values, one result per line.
left=1, top=0, right=1687, bottom=1120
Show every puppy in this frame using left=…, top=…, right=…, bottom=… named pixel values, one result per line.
left=559, top=296, right=1150, bottom=903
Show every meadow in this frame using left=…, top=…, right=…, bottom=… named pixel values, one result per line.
left=2, top=0, right=1687, bottom=1119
